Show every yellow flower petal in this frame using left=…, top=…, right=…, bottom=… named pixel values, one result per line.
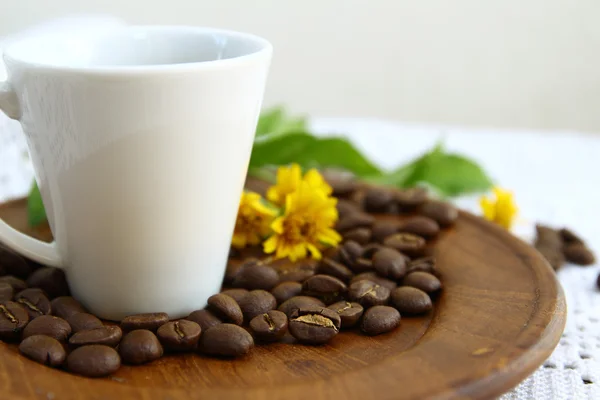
left=479, top=186, right=518, bottom=230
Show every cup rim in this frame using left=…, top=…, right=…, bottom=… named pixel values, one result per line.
left=3, top=25, right=273, bottom=75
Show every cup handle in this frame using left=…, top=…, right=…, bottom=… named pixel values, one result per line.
left=0, top=81, right=64, bottom=268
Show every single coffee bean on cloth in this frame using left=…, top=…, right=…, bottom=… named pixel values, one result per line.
left=0, top=282, right=13, bottom=302
left=120, top=312, right=169, bottom=332
left=199, top=324, right=254, bottom=357
left=19, top=335, right=66, bottom=367
left=186, top=309, right=222, bottom=331
left=207, top=294, right=243, bottom=325
left=560, top=228, right=585, bottom=245
left=563, top=243, right=595, bottom=266
left=69, top=326, right=123, bottom=348
left=399, top=216, right=440, bottom=238
left=289, top=305, right=341, bottom=345
left=361, top=305, right=401, bottom=335
left=327, top=301, right=364, bottom=328
left=0, top=245, right=33, bottom=278
left=372, top=248, right=408, bottom=280
left=402, top=272, right=442, bottom=294
left=23, top=315, right=71, bottom=342
left=238, top=290, right=277, bottom=322
left=66, top=313, right=103, bottom=333
left=391, top=287, right=433, bottom=315
left=157, top=320, right=201, bottom=352
left=26, top=267, right=69, bottom=299
left=270, top=281, right=302, bottom=304
left=302, top=275, right=347, bottom=303
left=278, top=296, right=325, bottom=317
left=249, top=310, right=288, bottom=342
left=418, top=200, right=458, bottom=226
left=220, top=288, right=249, bottom=303
left=348, top=280, right=391, bottom=308
left=316, top=258, right=354, bottom=282
left=231, top=259, right=279, bottom=290
left=15, top=288, right=51, bottom=319
left=50, top=296, right=86, bottom=319
left=383, top=233, right=426, bottom=257
left=119, top=329, right=164, bottom=365
left=67, top=345, right=121, bottom=377
left=0, top=276, right=28, bottom=292
left=350, top=272, right=397, bottom=291
left=342, top=227, right=371, bottom=245
left=0, top=301, right=29, bottom=341
left=534, top=225, right=565, bottom=271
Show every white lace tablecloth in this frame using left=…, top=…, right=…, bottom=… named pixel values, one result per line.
left=1, top=115, right=598, bottom=399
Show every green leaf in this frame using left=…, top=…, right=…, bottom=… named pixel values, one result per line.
left=27, top=182, right=47, bottom=227
left=249, top=132, right=381, bottom=177
left=255, top=107, right=307, bottom=139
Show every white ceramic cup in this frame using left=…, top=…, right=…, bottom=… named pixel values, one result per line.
left=0, top=25, right=272, bottom=320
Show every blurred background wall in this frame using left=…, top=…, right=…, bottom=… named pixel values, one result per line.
left=1, top=0, right=599, bottom=133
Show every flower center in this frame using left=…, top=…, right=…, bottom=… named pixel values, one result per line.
left=283, top=214, right=317, bottom=243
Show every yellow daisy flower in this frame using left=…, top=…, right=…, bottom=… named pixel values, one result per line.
left=231, top=191, right=277, bottom=249
left=263, top=181, right=341, bottom=261
left=266, top=163, right=332, bottom=206
left=480, top=187, right=518, bottom=230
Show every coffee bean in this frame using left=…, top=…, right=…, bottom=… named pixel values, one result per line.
left=186, top=309, right=222, bottom=331
left=407, top=256, right=438, bottom=276
left=370, top=221, right=401, bottom=243
left=361, top=305, right=401, bottom=335
left=120, top=312, right=169, bottom=332
left=327, top=301, right=364, bottom=328
left=271, top=281, right=302, bottom=304
left=228, top=246, right=240, bottom=259
left=0, top=282, right=13, bottom=301
left=351, top=272, right=397, bottom=291
left=351, top=258, right=374, bottom=273
left=339, top=240, right=363, bottom=269
left=23, top=315, right=71, bottom=342
left=324, top=171, right=358, bottom=197
left=348, top=280, right=390, bottom=308
left=560, top=228, right=585, bottom=245
left=362, top=243, right=385, bottom=258
left=335, top=212, right=375, bottom=232
left=419, top=201, right=458, bottom=226
left=278, top=296, right=325, bottom=317
left=372, top=248, right=408, bottom=280
left=15, top=288, right=51, bottom=319
left=534, top=225, right=564, bottom=271
left=157, top=320, right=201, bottom=352
left=399, top=216, right=440, bottom=238
left=402, top=272, right=442, bottom=293
left=277, top=262, right=316, bottom=283
left=0, top=301, right=29, bottom=341
left=231, top=259, right=279, bottom=290
left=207, top=294, right=243, bottom=325
left=249, top=310, right=288, bottom=342
left=200, top=323, right=254, bottom=357
left=19, top=334, right=66, bottom=367
left=289, top=305, right=340, bottom=345
left=67, top=345, right=121, bottom=377
left=302, top=275, right=347, bottom=302
left=220, top=288, right=249, bottom=303
left=343, top=228, right=371, bottom=245
left=69, top=325, right=123, bottom=348
left=395, top=187, right=428, bottom=209
left=238, top=290, right=277, bottom=322
left=364, top=188, right=395, bottom=212
left=0, top=276, right=27, bottom=292
left=50, top=296, right=86, bottom=319
left=336, top=199, right=361, bottom=217
left=383, top=233, right=426, bottom=257
left=67, top=313, right=103, bottom=333
left=119, top=329, right=163, bottom=364
left=391, top=287, right=432, bottom=314
left=597, top=272, right=600, bottom=290
left=0, top=245, right=32, bottom=278
left=564, top=243, right=595, bottom=266
left=26, top=267, right=69, bottom=299
left=316, top=258, right=354, bottom=282
left=224, top=261, right=243, bottom=284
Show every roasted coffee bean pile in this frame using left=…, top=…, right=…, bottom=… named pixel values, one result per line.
left=0, top=182, right=455, bottom=378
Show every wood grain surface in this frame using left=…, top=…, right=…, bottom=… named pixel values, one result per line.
left=0, top=191, right=565, bottom=400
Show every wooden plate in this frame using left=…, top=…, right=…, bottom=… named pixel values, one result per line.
left=0, top=190, right=565, bottom=400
